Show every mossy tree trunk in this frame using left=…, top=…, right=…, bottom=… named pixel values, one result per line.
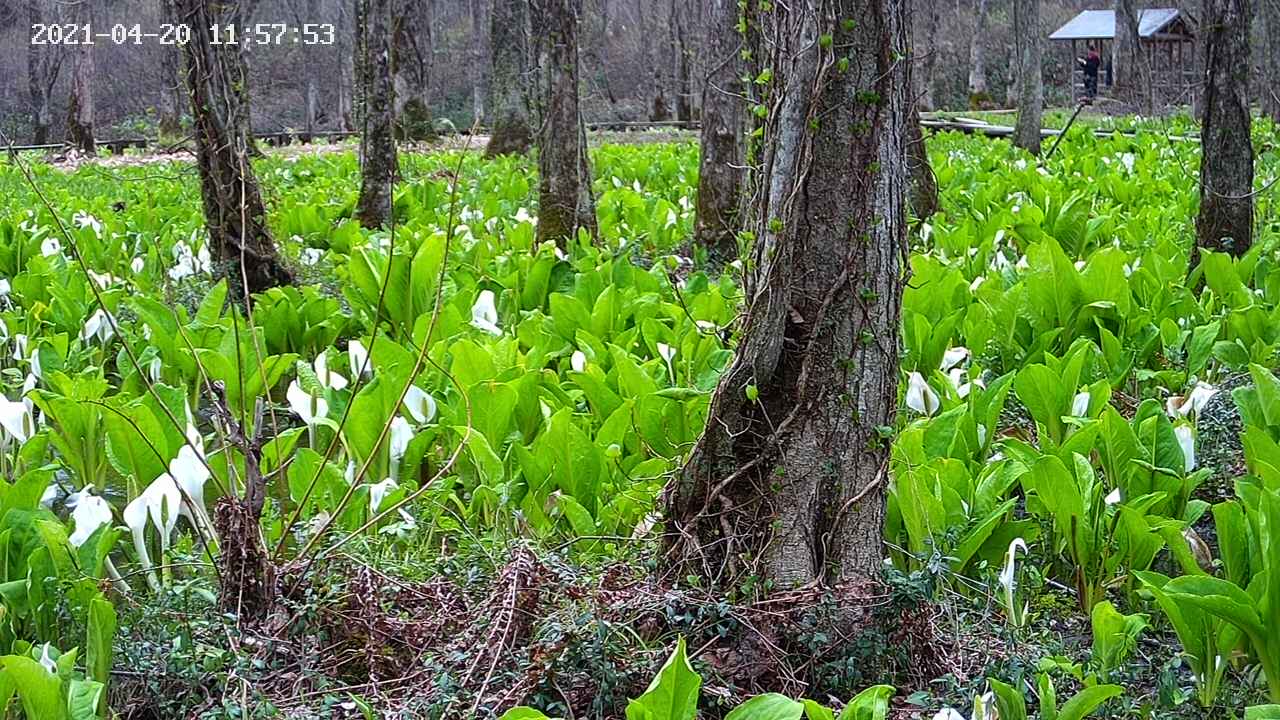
left=391, top=0, right=436, bottom=141
left=176, top=0, right=293, bottom=295
left=355, top=0, right=399, bottom=228
left=532, top=0, right=597, bottom=247
left=1013, top=0, right=1043, bottom=154
left=663, top=0, right=909, bottom=589
left=1197, top=0, right=1254, bottom=258
left=967, top=0, right=989, bottom=107
left=485, top=0, right=534, bottom=156
left=693, top=0, right=745, bottom=263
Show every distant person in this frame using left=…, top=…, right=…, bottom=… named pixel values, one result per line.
left=1078, top=45, right=1101, bottom=102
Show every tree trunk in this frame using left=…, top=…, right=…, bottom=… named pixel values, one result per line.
left=26, top=0, right=61, bottom=146
left=470, top=0, right=487, bottom=125
left=1263, top=0, right=1280, bottom=122
left=693, top=0, right=744, bottom=263
left=968, top=0, right=989, bottom=106
left=158, top=0, right=185, bottom=139
left=533, top=0, right=597, bottom=246
left=338, top=0, right=357, bottom=132
left=176, top=0, right=293, bottom=296
left=303, top=0, right=322, bottom=138
left=392, top=0, right=436, bottom=140
left=1013, top=0, right=1043, bottom=154
left=1197, top=0, right=1254, bottom=257
left=917, top=1, right=939, bottom=110
left=673, top=0, right=694, bottom=127
left=663, top=0, right=908, bottom=589
left=1113, top=0, right=1151, bottom=112
left=66, top=0, right=96, bottom=155
left=356, top=0, right=399, bottom=228
left=485, top=0, right=534, bottom=155
left=907, top=108, right=938, bottom=219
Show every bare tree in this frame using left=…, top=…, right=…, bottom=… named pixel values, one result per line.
left=1113, top=0, right=1150, bottom=112
left=355, top=0, right=398, bottom=227
left=337, top=0, right=357, bottom=132
left=303, top=0, right=322, bottom=138
left=532, top=0, right=597, bottom=246
left=176, top=0, right=293, bottom=295
left=1197, top=0, right=1254, bottom=257
left=968, top=0, right=990, bottom=106
left=66, top=0, right=96, bottom=154
left=25, top=0, right=63, bottom=145
left=470, top=0, right=487, bottom=124
left=1263, top=0, right=1280, bottom=122
left=692, top=0, right=744, bottom=262
left=158, top=0, right=185, bottom=139
left=663, top=0, right=909, bottom=588
left=485, top=0, right=533, bottom=155
left=392, top=0, right=435, bottom=140
left=1013, top=0, right=1043, bottom=154
left=917, top=0, right=940, bottom=110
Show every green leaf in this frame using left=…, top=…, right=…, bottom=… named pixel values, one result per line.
left=2, top=655, right=67, bottom=720
left=837, top=685, right=894, bottom=720
left=1055, top=684, right=1123, bottom=720
left=987, top=678, right=1027, bottom=720
left=625, top=637, right=701, bottom=720
left=725, top=694, right=804, bottom=720
left=498, top=710, right=560, bottom=720
left=66, top=679, right=104, bottom=720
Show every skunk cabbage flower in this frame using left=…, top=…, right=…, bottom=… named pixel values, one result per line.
left=1105, top=487, right=1122, bottom=506
left=287, top=380, right=329, bottom=425
left=131, top=256, right=146, bottom=274
left=1071, top=391, right=1091, bottom=417
left=348, top=339, right=370, bottom=378
left=0, top=394, right=35, bottom=445
left=905, top=372, right=940, bottom=416
left=80, top=308, right=117, bottom=344
left=123, top=473, right=182, bottom=587
left=470, top=290, right=502, bottom=335
left=40, top=237, right=61, bottom=257
left=389, top=416, right=414, bottom=466
left=313, top=352, right=348, bottom=391
left=1174, top=424, right=1196, bottom=472
left=68, top=488, right=113, bottom=547
left=940, top=346, right=969, bottom=371
left=1166, top=382, right=1218, bottom=420
left=570, top=350, right=587, bottom=372
left=37, top=644, right=57, bottom=674
left=369, top=477, right=398, bottom=514
left=999, top=538, right=1028, bottom=627
left=403, top=386, right=437, bottom=425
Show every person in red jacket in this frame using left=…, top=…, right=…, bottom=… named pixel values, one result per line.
left=1079, top=45, right=1102, bottom=102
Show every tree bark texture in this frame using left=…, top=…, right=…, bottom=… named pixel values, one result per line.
left=470, top=0, right=488, bottom=124
left=533, top=0, right=597, bottom=246
left=392, top=0, right=436, bottom=140
left=304, top=0, right=322, bottom=137
left=907, top=108, right=938, bottom=219
left=967, top=0, right=989, bottom=105
left=693, top=0, right=745, bottom=263
left=176, top=0, right=294, bottom=295
left=1263, top=0, right=1280, bottom=122
left=158, top=0, right=185, bottom=139
left=1013, top=0, right=1043, bottom=154
left=1197, top=0, right=1254, bottom=257
left=663, top=0, right=909, bottom=589
left=26, top=0, right=62, bottom=146
left=916, top=0, right=939, bottom=110
left=356, top=0, right=399, bottom=228
left=485, top=0, right=534, bottom=155
left=338, top=0, right=357, bottom=132
left=66, top=0, right=96, bottom=154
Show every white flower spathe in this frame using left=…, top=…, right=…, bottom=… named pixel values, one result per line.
left=369, top=477, right=398, bottom=514
left=470, top=290, right=502, bottom=335
left=314, top=353, right=349, bottom=391
left=40, top=236, right=61, bottom=257
left=80, top=308, right=117, bottom=345
left=1166, top=382, right=1218, bottom=420
left=1105, top=487, right=1122, bottom=506
left=131, top=256, right=146, bottom=274
left=905, top=372, right=940, bottom=416
left=389, top=416, right=413, bottom=465
left=1175, top=423, right=1196, bottom=472
left=940, top=346, right=970, bottom=372
left=0, top=394, right=35, bottom=445
left=570, top=350, right=587, bottom=372
left=287, top=380, right=329, bottom=425
left=348, top=339, right=370, bottom=378
left=123, top=473, right=182, bottom=587
left=1071, top=391, right=1091, bottom=417
left=73, top=211, right=102, bottom=236
left=403, top=386, right=437, bottom=425
left=68, top=488, right=114, bottom=547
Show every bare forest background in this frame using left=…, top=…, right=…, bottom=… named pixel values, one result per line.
left=0, top=0, right=1253, bottom=146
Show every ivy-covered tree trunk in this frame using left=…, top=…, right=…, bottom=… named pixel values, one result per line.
left=485, top=0, right=534, bottom=156
left=693, top=0, right=745, bottom=263
left=66, top=0, right=96, bottom=155
left=967, top=0, right=989, bottom=107
left=532, top=0, right=597, bottom=246
left=355, top=0, right=399, bottom=228
left=663, top=0, right=909, bottom=588
left=1013, top=0, right=1043, bottom=154
left=177, top=0, right=293, bottom=294
left=1263, top=0, right=1280, bottom=122
left=1197, top=0, right=1254, bottom=257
